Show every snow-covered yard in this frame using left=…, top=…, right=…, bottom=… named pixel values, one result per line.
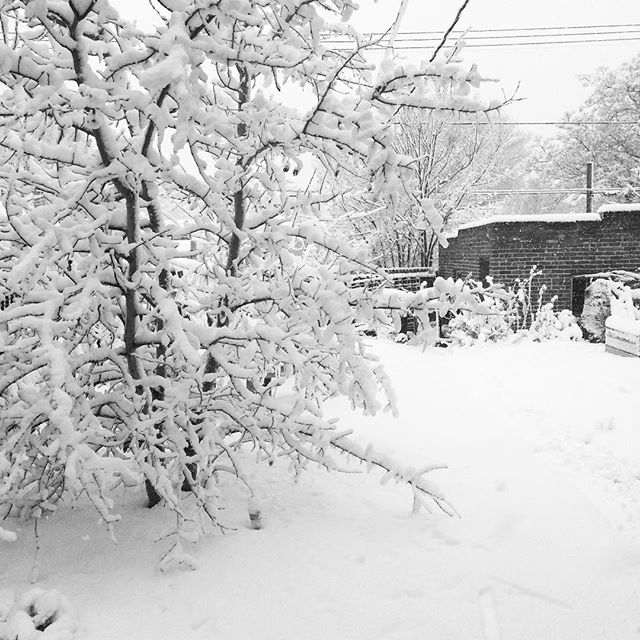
left=3, top=339, right=640, bottom=639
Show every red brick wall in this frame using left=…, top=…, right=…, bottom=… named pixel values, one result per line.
left=439, top=211, right=640, bottom=310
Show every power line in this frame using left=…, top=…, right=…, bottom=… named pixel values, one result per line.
left=398, top=29, right=640, bottom=42
left=470, top=188, right=632, bottom=195
left=332, top=36, right=640, bottom=50
left=397, top=37, right=640, bottom=49
left=324, top=29, right=640, bottom=44
left=444, top=121, right=640, bottom=126
left=325, top=24, right=640, bottom=50
left=352, top=23, right=640, bottom=36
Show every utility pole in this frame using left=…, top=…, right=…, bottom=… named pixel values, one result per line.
left=422, top=229, right=428, bottom=267
left=586, top=162, right=594, bottom=213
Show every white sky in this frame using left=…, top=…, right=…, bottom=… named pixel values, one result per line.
left=113, top=0, right=640, bottom=128
left=354, top=0, right=640, bottom=126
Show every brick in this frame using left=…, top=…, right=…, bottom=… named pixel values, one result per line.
left=439, top=210, right=640, bottom=311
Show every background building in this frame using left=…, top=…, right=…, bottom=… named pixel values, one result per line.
left=438, top=205, right=640, bottom=312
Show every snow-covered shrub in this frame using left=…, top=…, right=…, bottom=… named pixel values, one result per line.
left=445, top=269, right=582, bottom=346
left=375, top=278, right=511, bottom=346
left=529, top=303, right=582, bottom=341
left=0, top=589, right=76, bottom=640
left=448, top=298, right=513, bottom=346
left=510, top=266, right=548, bottom=331
left=0, top=0, right=504, bottom=540
left=580, top=279, right=614, bottom=341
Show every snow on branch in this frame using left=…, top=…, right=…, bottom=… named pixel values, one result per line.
left=0, top=0, right=506, bottom=548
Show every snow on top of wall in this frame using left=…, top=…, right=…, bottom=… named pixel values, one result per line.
left=445, top=212, right=602, bottom=238
left=445, top=202, right=640, bottom=239
left=597, top=203, right=640, bottom=213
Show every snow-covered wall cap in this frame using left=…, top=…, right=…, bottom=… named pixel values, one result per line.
left=597, top=203, right=640, bottom=214
left=445, top=212, right=602, bottom=238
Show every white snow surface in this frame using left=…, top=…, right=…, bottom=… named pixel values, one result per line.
left=2, top=340, right=640, bottom=639
left=598, top=203, right=640, bottom=213
left=446, top=203, right=640, bottom=238
left=446, top=213, right=602, bottom=237
left=606, top=315, right=640, bottom=335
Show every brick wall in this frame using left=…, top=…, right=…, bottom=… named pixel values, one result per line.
left=439, top=211, right=640, bottom=310
left=439, top=226, right=492, bottom=282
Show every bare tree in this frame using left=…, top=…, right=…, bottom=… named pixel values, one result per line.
left=330, top=109, right=526, bottom=268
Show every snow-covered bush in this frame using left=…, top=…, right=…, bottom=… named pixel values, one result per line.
left=510, top=266, right=548, bottom=331
left=581, top=279, right=615, bottom=341
left=446, top=269, right=582, bottom=346
left=0, top=0, right=506, bottom=541
left=529, top=304, right=582, bottom=341
left=373, top=277, right=511, bottom=346
left=0, top=589, right=76, bottom=640
left=447, top=298, right=512, bottom=346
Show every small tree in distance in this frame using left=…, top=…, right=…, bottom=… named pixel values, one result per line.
left=0, top=0, right=506, bottom=550
left=529, top=52, right=640, bottom=214
left=332, top=109, right=527, bottom=268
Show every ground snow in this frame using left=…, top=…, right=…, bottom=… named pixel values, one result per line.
left=2, top=340, right=640, bottom=639
left=0, top=588, right=76, bottom=639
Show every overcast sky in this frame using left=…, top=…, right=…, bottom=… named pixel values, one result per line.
left=354, top=0, right=640, bottom=126
left=114, top=0, right=640, bottom=129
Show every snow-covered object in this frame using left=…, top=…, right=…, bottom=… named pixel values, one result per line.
left=605, top=315, right=640, bottom=334
left=580, top=279, right=615, bottom=342
left=609, top=284, right=639, bottom=320
left=604, top=315, right=640, bottom=356
left=581, top=279, right=639, bottom=342
left=528, top=302, right=581, bottom=342
left=448, top=301, right=513, bottom=346
left=0, top=589, right=76, bottom=640
left=556, top=309, right=584, bottom=341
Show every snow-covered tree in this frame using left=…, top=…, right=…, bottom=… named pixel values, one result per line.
left=0, top=0, right=503, bottom=544
left=540, top=52, right=640, bottom=209
left=327, top=109, right=526, bottom=268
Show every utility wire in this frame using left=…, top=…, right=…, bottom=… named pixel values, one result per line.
left=470, top=188, right=633, bottom=195
left=325, top=24, right=640, bottom=50
left=346, top=23, right=640, bottom=36
left=444, top=121, right=640, bottom=126
left=324, top=29, right=640, bottom=44
left=332, top=36, right=640, bottom=50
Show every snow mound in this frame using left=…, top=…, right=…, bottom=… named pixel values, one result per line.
left=0, top=589, right=76, bottom=640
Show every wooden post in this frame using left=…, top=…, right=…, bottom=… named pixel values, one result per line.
left=586, top=162, right=594, bottom=213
